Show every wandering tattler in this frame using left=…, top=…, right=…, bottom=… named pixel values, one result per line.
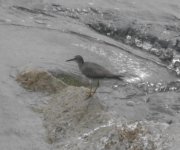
left=66, top=55, right=124, bottom=96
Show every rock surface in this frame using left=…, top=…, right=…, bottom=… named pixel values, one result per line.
left=16, top=68, right=67, bottom=93
left=43, top=86, right=109, bottom=145
left=15, top=67, right=177, bottom=150
left=1, top=0, right=180, bottom=149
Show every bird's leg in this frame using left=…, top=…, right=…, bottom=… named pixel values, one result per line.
left=89, top=80, right=92, bottom=94
left=92, top=80, right=99, bottom=95
left=86, top=80, right=99, bottom=98
left=86, top=79, right=93, bottom=98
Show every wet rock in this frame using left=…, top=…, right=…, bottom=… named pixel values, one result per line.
left=149, top=105, right=174, bottom=116
left=159, top=48, right=174, bottom=61
left=80, top=7, right=177, bottom=64
left=36, top=77, right=171, bottom=149
left=51, top=4, right=69, bottom=12
left=12, top=4, right=180, bottom=66
left=175, top=39, right=180, bottom=52
left=43, top=86, right=108, bottom=144
left=158, top=40, right=172, bottom=49
left=78, top=121, right=169, bottom=150
left=13, top=3, right=179, bottom=65
left=124, top=84, right=145, bottom=98
left=149, top=47, right=162, bottom=56
left=167, top=81, right=180, bottom=91
left=111, top=122, right=158, bottom=150
left=171, top=104, right=180, bottom=112
left=166, top=120, right=173, bottom=124
left=174, top=61, right=180, bottom=68
left=164, top=123, right=180, bottom=150
left=16, top=68, right=67, bottom=93
left=126, top=101, right=135, bottom=107
left=146, top=92, right=180, bottom=122
left=137, top=81, right=180, bottom=93
left=171, top=57, right=180, bottom=76
left=12, top=6, right=55, bottom=17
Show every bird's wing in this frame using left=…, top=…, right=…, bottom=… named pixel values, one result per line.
left=81, top=62, right=112, bottom=78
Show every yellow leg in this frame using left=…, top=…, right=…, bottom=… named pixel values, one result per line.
left=86, top=80, right=93, bottom=98
left=86, top=80, right=99, bottom=98
left=92, top=80, right=99, bottom=95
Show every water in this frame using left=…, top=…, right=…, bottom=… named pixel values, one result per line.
left=0, top=0, right=180, bottom=150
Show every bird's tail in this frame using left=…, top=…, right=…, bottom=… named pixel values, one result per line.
left=106, top=74, right=124, bottom=81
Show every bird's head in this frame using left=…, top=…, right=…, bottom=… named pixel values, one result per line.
left=66, top=55, right=84, bottom=64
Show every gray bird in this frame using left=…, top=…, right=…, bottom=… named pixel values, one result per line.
left=66, top=55, right=124, bottom=97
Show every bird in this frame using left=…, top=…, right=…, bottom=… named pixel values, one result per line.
left=66, top=55, right=124, bottom=97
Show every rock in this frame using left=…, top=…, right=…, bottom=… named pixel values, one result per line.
left=174, top=61, right=180, bottom=68
left=126, top=101, right=135, bottom=107
left=145, top=92, right=180, bottom=123
left=83, top=121, right=167, bottom=150
left=150, top=47, right=162, bottom=56
left=175, top=39, right=180, bottom=52
left=43, top=86, right=108, bottom=144
left=172, top=59, right=180, bottom=76
left=159, top=48, right=174, bottom=61
left=166, top=120, right=173, bottom=124
left=16, top=68, right=67, bottom=93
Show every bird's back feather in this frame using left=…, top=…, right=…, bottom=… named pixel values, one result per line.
left=80, top=62, right=123, bottom=80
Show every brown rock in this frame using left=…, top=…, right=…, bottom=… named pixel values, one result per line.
left=16, top=68, right=67, bottom=93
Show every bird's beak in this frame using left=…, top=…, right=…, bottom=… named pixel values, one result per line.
left=66, top=58, right=75, bottom=62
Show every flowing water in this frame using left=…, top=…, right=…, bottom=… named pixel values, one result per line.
left=0, top=0, right=180, bottom=150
